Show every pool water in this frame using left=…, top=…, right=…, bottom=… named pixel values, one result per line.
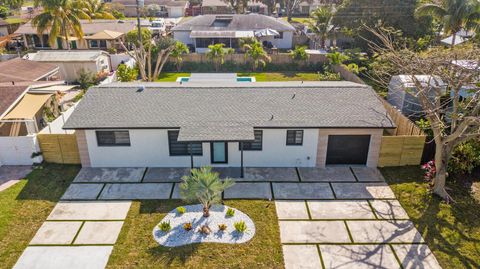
left=176, top=76, right=255, bottom=82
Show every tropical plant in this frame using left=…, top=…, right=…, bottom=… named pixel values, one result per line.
left=308, top=6, right=336, bottom=49
left=326, top=51, right=349, bottom=65
left=158, top=221, right=171, bottom=232
left=243, top=40, right=271, bottom=71
left=234, top=221, right=247, bottom=233
left=32, top=0, right=89, bottom=49
left=0, top=5, right=9, bottom=19
left=171, top=41, right=189, bottom=72
left=206, top=43, right=233, bottom=72
left=75, top=0, right=114, bottom=19
left=116, top=64, right=137, bottom=82
left=226, top=208, right=235, bottom=217
left=176, top=206, right=186, bottom=214
left=345, top=63, right=366, bottom=74
left=415, top=0, right=480, bottom=46
left=179, top=166, right=234, bottom=217
left=75, top=68, right=96, bottom=90
left=291, top=46, right=309, bottom=61
left=238, top=37, right=256, bottom=53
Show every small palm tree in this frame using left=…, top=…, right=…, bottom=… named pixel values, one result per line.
left=243, top=40, right=271, bottom=71
left=206, top=43, right=233, bottom=72
left=308, top=6, right=336, bottom=49
left=326, top=51, right=349, bottom=65
left=76, top=0, right=115, bottom=19
left=415, top=0, right=480, bottom=47
left=180, top=167, right=234, bottom=218
left=291, top=45, right=309, bottom=62
left=33, top=0, right=90, bottom=50
left=171, top=41, right=189, bottom=72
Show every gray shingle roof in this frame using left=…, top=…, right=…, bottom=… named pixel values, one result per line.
left=172, top=14, right=295, bottom=32
left=63, top=82, right=395, bottom=133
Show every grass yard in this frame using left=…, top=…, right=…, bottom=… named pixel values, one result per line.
left=156, top=73, right=190, bottom=82
left=238, top=72, right=325, bottom=81
left=281, top=17, right=313, bottom=25
left=108, top=200, right=283, bottom=268
left=380, top=166, right=480, bottom=269
left=4, top=17, right=26, bottom=24
left=0, top=164, right=80, bottom=268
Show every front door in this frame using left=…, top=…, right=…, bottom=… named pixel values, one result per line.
left=211, top=142, right=228, bottom=163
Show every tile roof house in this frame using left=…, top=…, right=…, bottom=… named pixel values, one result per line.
left=64, top=81, right=394, bottom=169
left=109, top=0, right=189, bottom=17
left=15, top=20, right=136, bottom=50
left=172, top=14, right=296, bottom=52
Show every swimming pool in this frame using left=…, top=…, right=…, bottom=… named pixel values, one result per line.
left=175, top=76, right=256, bottom=82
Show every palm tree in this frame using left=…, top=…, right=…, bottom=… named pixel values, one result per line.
left=308, top=6, right=336, bottom=49
left=206, top=43, right=233, bottom=72
left=33, top=0, right=89, bottom=50
left=415, top=0, right=480, bottom=47
left=243, top=40, right=271, bottom=71
left=171, top=41, right=189, bottom=72
left=180, top=167, right=234, bottom=217
left=75, top=0, right=115, bottom=19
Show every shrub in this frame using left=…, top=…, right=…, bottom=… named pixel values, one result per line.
left=234, top=221, right=247, bottom=233
left=183, top=222, right=192, bottom=231
left=176, top=206, right=186, bottom=214
left=421, top=160, right=436, bottom=182
left=116, top=64, right=138, bottom=82
left=75, top=68, right=97, bottom=90
left=448, top=140, right=480, bottom=176
left=291, top=46, right=309, bottom=61
left=218, top=223, right=227, bottom=231
left=158, top=221, right=171, bottom=232
left=226, top=208, right=235, bottom=217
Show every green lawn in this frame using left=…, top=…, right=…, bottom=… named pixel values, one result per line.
left=0, top=164, right=80, bottom=268
left=107, top=200, right=283, bottom=268
left=238, top=72, right=326, bottom=81
left=156, top=73, right=190, bottom=82
left=4, top=17, right=26, bottom=24
left=281, top=17, right=313, bottom=24
left=380, top=166, right=480, bottom=269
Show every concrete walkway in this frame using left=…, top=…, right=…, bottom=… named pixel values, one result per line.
left=0, top=165, right=32, bottom=192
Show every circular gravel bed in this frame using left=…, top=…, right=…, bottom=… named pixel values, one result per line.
left=153, top=204, right=255, bottom=247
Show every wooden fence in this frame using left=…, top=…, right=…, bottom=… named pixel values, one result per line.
left=169, top=53, right=328, bottom=66
left=37, top=133, right=81, bottom=164
left=381, top=99, right=424, bottom=136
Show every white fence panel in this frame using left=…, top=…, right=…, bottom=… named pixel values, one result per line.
left=0, top=135, right=42, bottom=166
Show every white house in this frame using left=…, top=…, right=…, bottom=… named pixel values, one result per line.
left=108, top=0, right=188, bottom=17
left=63, top=82, right=395, bottom=170
left=172, top=14, right=295, bottom=52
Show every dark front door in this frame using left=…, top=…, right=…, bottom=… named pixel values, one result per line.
left=326, top=135, right=371, bottom=165
left=211, top=142, right=228, bottom=163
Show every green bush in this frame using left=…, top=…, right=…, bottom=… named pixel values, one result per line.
left=158, top=221, right=171, bottom=232
left=116, top=64, right=138, bottom=82
left=75, top=68, right=97, bottom=90
left=234, top=221, right=247, bottom=233
left=448, top=140, right=480, bottom=176
left=226, top=208, right=235, bottom=217
left=176, top=206, right=186, bottom=214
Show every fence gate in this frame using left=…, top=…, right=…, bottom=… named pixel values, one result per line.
left=37, top=133, right=81, bottom=164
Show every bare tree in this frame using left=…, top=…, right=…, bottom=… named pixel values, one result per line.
left=367, top=27, right=480, bottom=201
left=284, top=0, right=309, bottom=21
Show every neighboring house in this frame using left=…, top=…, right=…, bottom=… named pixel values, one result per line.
left=200, top=0, right=268, bottom=15
left=27, top=50, right=112, bottom=82
left=172, top=14, right=295, bottom=52
left=294, top=0, right=342, bottom=15
left=0, top=57, right=60, bottom=82
left=107, top=0, right=188, bottom=17
left=15, top=20, right=136, bottom=50
left=0, top=19, right=8, bottom=37
left=63, top=81, right=395, bottom=168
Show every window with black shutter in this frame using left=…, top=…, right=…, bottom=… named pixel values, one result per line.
left=239, top=130, right=263, bottom=151
left=168, top=131, right=203, bottom=156
left=96, top=131, right=131, bottom=146
left=286, top=130, right=303, bottom=145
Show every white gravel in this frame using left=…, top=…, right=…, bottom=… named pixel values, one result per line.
left=153, top=204, right=256, bottom=247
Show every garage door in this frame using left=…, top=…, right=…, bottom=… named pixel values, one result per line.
left=326, top=135, right=371, bottom=165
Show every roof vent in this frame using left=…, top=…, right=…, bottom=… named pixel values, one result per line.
left=137, top=85, right=145, bottom=92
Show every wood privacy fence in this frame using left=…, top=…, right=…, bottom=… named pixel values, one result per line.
left=37, top=133, right=81, bottom=164
left=169, top=53, right=328, bottom=65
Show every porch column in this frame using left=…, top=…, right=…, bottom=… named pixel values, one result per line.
left=240, top=142, right=244, bottom=178
left=189, top=143, right=194, bottom=169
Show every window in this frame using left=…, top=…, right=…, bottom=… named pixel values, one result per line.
left=239, top=130, right=262, bottom=151
left=168, top=131, right=203, bottom=156
left=96, top=131, right=130, bottom=146
left=274, top=31, right=284, bottom=39
left=286, top=130, right=303, bottom=145
left=90, top=40, right=98, bottom=48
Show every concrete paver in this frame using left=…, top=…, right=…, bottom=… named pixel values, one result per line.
left=213, top=167, right=242, bottom=179
left=275, top=200, right=309, bottom=219
left=392, top=244, right=442, bottom=269
left=143, top=168, right=190, bottom=182
left=370, top=200, right=410, bottom=219
left=283, top=245, right=322, bottom=269
left=298, top=167, right=356, bottom=182
left=61, top=184, right=104, bottom=200
left=224, top=182, right=272, bottom=199
left=74, top=221, right=124, bottom=245
left=273, top=183, right=334, bottom=199
left=73, top=167, right=145, bottom=183
left=48, top=201, right=132, bottom=220
left=99, top=183, right=172, bottom=200
left=307, top=200, right=376, bottom=219
left=30, top=222, right=82, bottom=245
left=320, top=244, right=400, bottom=269
left=279, top=221, right=351, bottom=243
left=347, top=220, right=424, bottom=243
left=332, top=183, right=396, bottom=199
left=171, top=183, right=181, bottom=199
left=245, top=167, right=299, bottom=181
left=13, top=246, right=113, bottom=269
left=351, top=167, right=385, bottom=182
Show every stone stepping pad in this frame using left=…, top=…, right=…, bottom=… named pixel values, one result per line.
left=275, top=200, right=309, bottom=219
left=332, top=183, right=396, bottom=199
left=99, top=183, right=172, bottom=200
left=298, top=167, right=356, bottom=182
left=74, top=221, right=124, bottom=245
left=283, top=245, right=322, bottom=269
left=61, top=184, right=104, bottom=200
left=279, top=221, right=351, bottom=243
left=143, top=168, right=190, bottom=182
left=320, top=244, right=400, bottom=269
left=307, top=200, right=376, bottom=219
left=351, top=167, right=385, bottom=182
left=273, top=183, right=334, bottom=199
left=244, top=167, right=299, bottom=181
left=14, top=246, right=113, bottom=269
left=223, top=182, right=272, bottom=199
left=30, top=221, right=82, bottom=245
left=392, top=244, right=442, bottom=269
left=347, top=220, right=424, bottom=243
left=370, top=200, right=410, bottom=219
left=73, top=168, right=146, bottom=183
left=48, top=201, right=131, bottom=220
